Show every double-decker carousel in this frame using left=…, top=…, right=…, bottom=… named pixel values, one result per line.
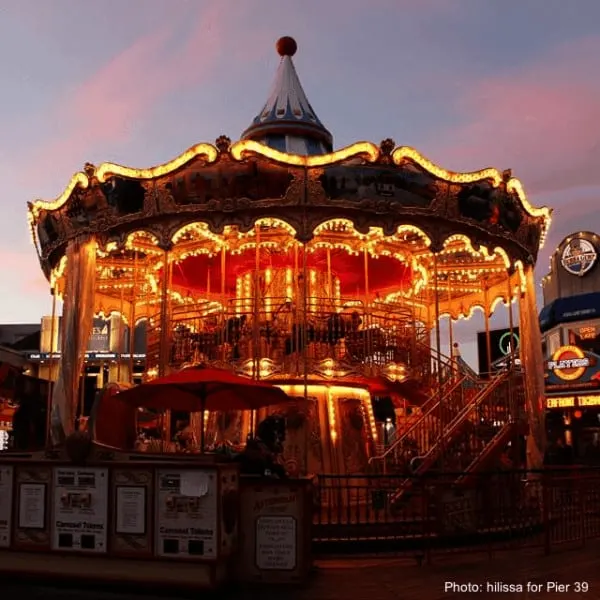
left=28, top=36, right=551, bottom=474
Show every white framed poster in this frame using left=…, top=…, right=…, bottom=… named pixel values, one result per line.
left=255, top=515, right=297, bottom=570
left=52, top=467, right=108, bottom=553
left=0, top=465, right=13, bottom=547
left=115, top=486, right=146, bottom=535
left=18, top=482, right=46, bottom=530
left=155, top=469, right=217, bottom=559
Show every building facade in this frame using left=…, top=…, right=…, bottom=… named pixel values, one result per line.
left=540, top=231, right=600, bottom=460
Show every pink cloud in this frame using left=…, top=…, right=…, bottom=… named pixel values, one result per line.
left=27, top=1, right=231, bottom=180
left=425, top=36, right=600, bottom=198
left=0, top=250, right=48, bottom=295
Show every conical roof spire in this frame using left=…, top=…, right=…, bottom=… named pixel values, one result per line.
left=241, top=37, right=333, bottom=155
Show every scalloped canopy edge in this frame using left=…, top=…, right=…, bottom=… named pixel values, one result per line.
left=27, top=139, right=552, bottom=237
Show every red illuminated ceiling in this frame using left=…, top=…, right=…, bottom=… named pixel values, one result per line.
left=169, top=248, right=411, bottom=295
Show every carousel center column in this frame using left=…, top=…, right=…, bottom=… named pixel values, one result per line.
left=50, top=236, right=98, bottom=444
left=518, top=262, right=547, bottom=469
left=158, top=243, right=173, bottom=377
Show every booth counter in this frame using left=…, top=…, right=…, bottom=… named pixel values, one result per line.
left=0, top=447, right=239, bottom=589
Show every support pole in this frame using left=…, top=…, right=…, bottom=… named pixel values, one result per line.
left=117, top=284, right=124, bottom=382
left=326, top=247, right=333, bottom=306
left=221, top=246, right=227, bottom=311
left=363, top=247, right=371, bottom=364
left=507, top=273, right=516, bottom=348
left=447, top=285, right=454, bottom=357
left=159, top=248, right=171, bottom=378
left=484, top=282, right=492, bottom=376
left=45, top=288, right=57, bottom=446
left=294, top=243, right=300, bottom=374
left=221, top=245, right=227, bottom=361
left=507, top=272, right=517, bottom=427
left=433, top=254, right=444, bottom=464
left=253, top=224, right=261, bottom=380
left=302, top=242, right=309, bottom=474
left=128, top=252, right=138, bottom=384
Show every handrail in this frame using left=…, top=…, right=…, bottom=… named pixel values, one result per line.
left=413, top=338, right=479, bottom=384
left=455, top=421, right=514, bottom=485
left=415, top=369, right=511, bottom=471
left=490, top=349, right=521, bottom=371
left=369, top=373, right=469, bottom=465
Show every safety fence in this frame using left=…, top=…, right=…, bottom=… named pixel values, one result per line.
left=312, top=468, right=600, bottom=559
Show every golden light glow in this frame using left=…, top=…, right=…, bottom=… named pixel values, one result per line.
left=171, top=222, right=225, bottom=246
left=506, top=179, right=552, bottom=246
left=488, top=295, right=510, bottom=313
left=392, top=146, right=552, bottom=245
left=50, top=255, right=68, bottom=290
left=29, top=144, right=219, bottom=217
left=546, top=396, right=575, bottom=409
left=95, top=143, right=219, bottom=182
left=230, top=140, right=379, bottom=167
left=326, top=388, right=338, bottom=443
left=578, top=395, right=600, bottom=407
left=393, top=147, right=502, bottom=185
left=393, top=224, right=432, bottom=246
left=29, top=172, right=89, bottom=216
left=363, top=396, right=378, bottom=442
left=254, top=217, right=297, bottom=236
left=549, top=345, right=588, bottom=381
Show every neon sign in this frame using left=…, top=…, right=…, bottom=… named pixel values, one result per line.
left=546, top=395, right=600, bottom=409
left=547, top=346, right=590, bottom=381
left=498, top=331, right=519, bottom=356
left=546, top=397, right=576, bottom=408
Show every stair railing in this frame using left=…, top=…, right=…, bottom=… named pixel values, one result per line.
left=413, top=369, right=512, bottom=475
left=369, top=373, right=470, bottom=473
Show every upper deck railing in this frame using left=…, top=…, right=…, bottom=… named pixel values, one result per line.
left=145, top=296, right=431, bottom=380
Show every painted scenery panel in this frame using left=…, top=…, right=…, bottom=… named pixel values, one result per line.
left=337, top=398, right=370, bottom=474
left=36, top=209, right=64, bottom=247
left=165, top=160, right=295, bottom=206
left=266, top=396, right=323, bottom=476
left=320, top=162, right=437, bottom=208
left=457, top=183, right=523, bottom=233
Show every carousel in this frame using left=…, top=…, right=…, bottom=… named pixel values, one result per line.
left=28, top=36, right=551, bottom=476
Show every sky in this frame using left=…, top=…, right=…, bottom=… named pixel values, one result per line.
left=1, top=0, right=600, bottom=366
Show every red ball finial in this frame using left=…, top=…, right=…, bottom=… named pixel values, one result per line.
left=276, top=36, right=297, bottom=57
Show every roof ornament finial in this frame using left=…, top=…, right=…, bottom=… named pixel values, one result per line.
left=276, top=36, right=297, bottom=57
left=241, top=36, right=333, bottom=155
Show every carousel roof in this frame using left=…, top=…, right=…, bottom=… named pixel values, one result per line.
left=241, top=36, right=333, bottom=155
left=26, top=35, right=553, bottom=291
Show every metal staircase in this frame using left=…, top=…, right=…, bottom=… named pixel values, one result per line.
left=368, top=341, right=527, bottom=504
left=389, top=370, right=526, bottom=504
left=454, top=371, right=527, bottom=486
left=369, top=343, right=484, bottom=474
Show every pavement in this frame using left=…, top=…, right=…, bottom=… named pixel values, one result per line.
left=3, top=543, right=600, bottom=599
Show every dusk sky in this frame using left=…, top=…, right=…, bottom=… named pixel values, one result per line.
left=1, top=0, right=600, bottom=365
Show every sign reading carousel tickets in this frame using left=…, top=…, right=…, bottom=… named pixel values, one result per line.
left=155, top=469, right=217, bottom=559
left=52, top=467, right=108, bottom=553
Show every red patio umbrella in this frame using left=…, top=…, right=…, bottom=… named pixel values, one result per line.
left=339, top=374, right=429, bottom=406
left=116, top=366, right=290, bottom=449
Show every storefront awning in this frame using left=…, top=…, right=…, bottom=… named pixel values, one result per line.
left=540, top=292, right=600, bottom=332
